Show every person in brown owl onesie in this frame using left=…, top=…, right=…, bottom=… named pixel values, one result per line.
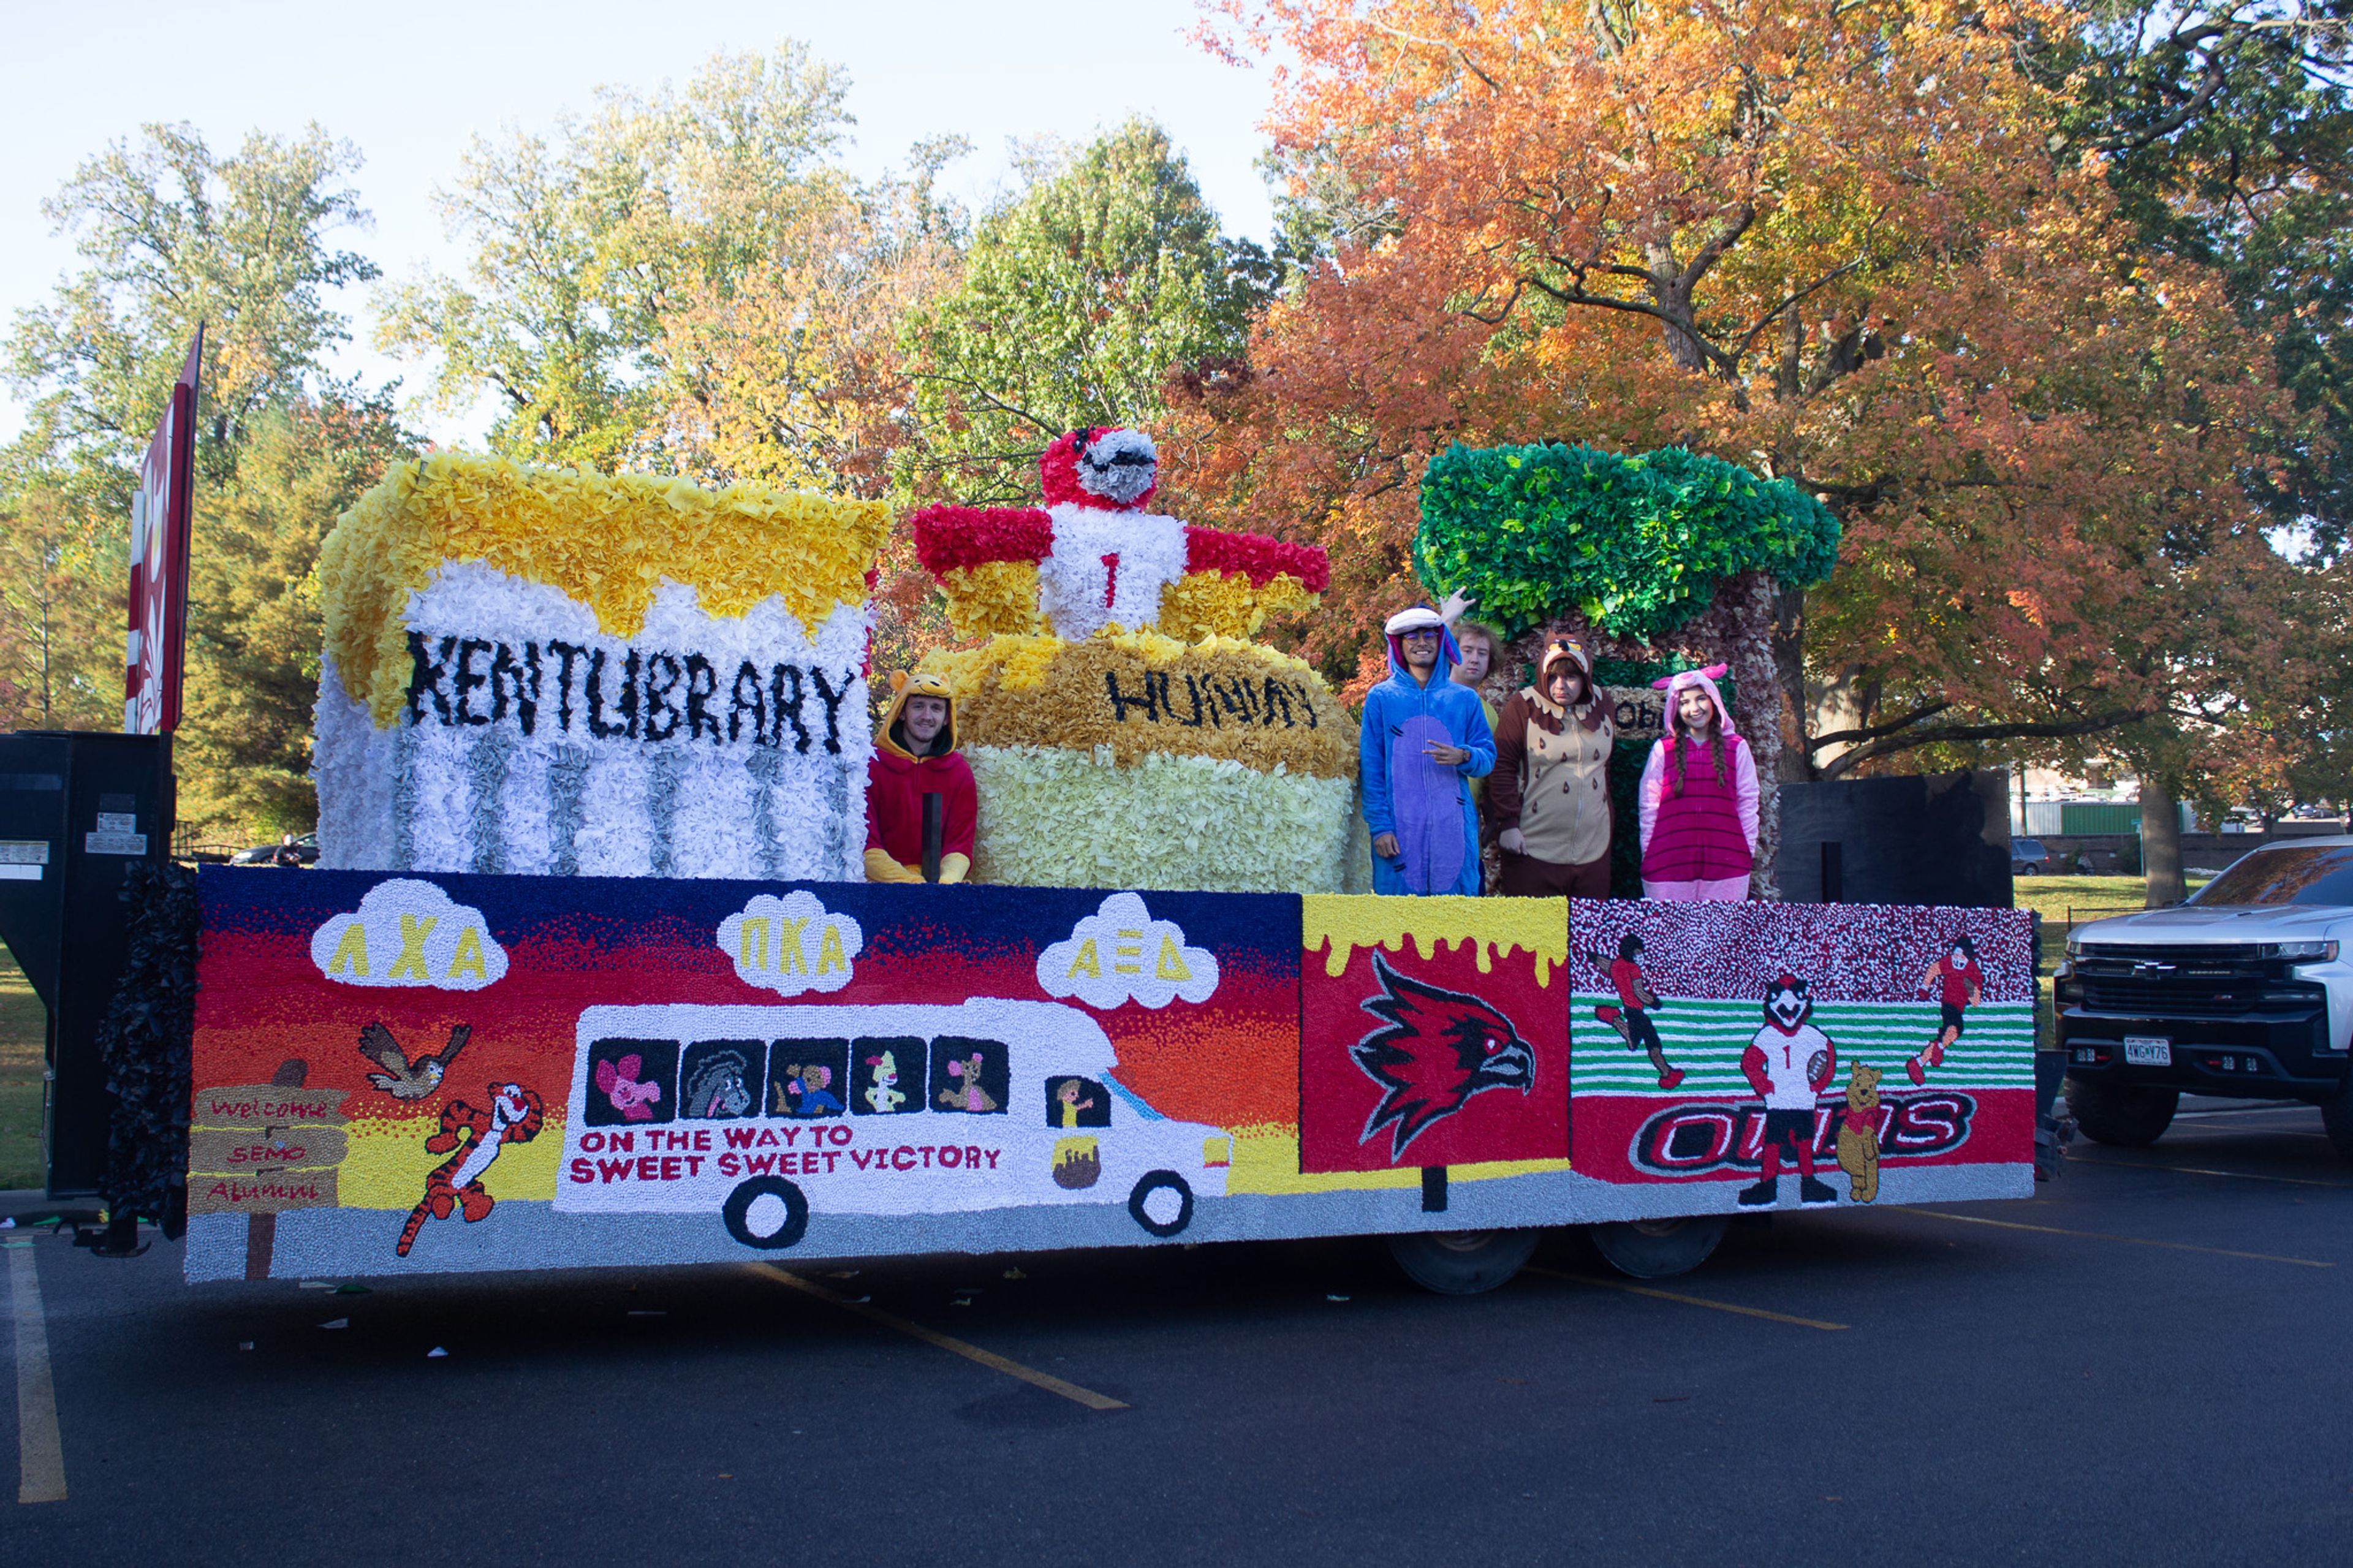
left=1485, top=638, right=1615, bottom=898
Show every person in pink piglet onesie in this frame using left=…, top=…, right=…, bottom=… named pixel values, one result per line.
left=1636, top=664, right=1759, bottom=901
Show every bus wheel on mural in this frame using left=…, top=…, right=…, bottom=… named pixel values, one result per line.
left=722, top=1176, right=809, bottom=1250
left=1127, top=1170, right=1194, bottom=1237
left=1387, top=1228, right=1540, bottom=1295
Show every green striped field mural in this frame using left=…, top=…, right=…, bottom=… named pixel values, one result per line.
left=1569, top=996, right=2035, bottom=1096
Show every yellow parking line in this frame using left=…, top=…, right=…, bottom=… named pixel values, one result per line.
left=1889, top=1206, right=2334, bottom=1267
left=2070, top=1154, right=2353, bottom=1190
left=7, top=1243, right=66, bottom=1504
left=1525, top=1265, right=1848, bottom=1331
left=749, top=1263, right=1127, bottom=1411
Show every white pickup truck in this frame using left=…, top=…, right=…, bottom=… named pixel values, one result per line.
left=2054, top=836, right=2353, bottom=1159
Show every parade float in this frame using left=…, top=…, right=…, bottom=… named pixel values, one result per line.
left=164, top=435, right=2039, bottom=1295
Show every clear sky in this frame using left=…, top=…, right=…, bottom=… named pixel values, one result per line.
left=0, top=0, right=1276, bottom=444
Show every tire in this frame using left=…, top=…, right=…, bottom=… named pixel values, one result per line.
left=1127, top=1170, right=1194, bottom=1238
left=721, top=1176, right=809, bottom=1249
left=2322, top=1075, right=2353, bottom=1163
left=1587, top=1215, right=1730, bottom=1280
left=2063, top=1078, right=2178, bottom=1147
left=1387, top=1229, right=1540, bottom=1295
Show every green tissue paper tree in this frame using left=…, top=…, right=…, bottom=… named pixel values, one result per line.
left=1417, top=442, right=1842, bottom=899
left=1413, top=442, right=1840, bottom=643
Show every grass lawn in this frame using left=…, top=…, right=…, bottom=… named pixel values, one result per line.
left=2009, top=873, right=2208, bottom=1049
left=0, top=947, right=46, bottom=1190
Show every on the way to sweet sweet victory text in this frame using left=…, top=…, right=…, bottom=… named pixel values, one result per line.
left=566, top=1123, right=1004, bottom=1185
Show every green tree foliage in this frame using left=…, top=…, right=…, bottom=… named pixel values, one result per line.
left=1414, top=444, right=1842, bottom=643
left=377, top=44, right=862, bottom=471
left=2034, top=2, right=2353, bottom=560
left=1, top=121, right=404, bottom=839
left=6, top=122, right=377, bottom=501
left=175, top=397, right=413, bottom=834
left=901, top=118, right=1275, bottom=502
left=0, top=478, right=118, bottom=731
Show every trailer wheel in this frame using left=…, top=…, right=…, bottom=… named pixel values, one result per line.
left=1387, top=1229, right=1540, bottom=1295
left=2064, top=1079, right=2178, bottom=1146
left=722, top=1176, right=809, bottom=1249
left=1128, top=1171, right=1194, bottom=1237
left=1588, top=1215, right=1729, bottom=1280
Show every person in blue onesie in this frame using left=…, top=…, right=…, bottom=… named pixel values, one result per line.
left=1360, top=604, right=1496, bottom=895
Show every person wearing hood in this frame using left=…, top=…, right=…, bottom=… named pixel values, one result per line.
left=865, top=670, right=976, bottom=885
left=1360, top=605, right=1496, bottom=896
left=1488, top=638, right=1615, bottom=897
left=1637, top=665, right=1758, bottom=901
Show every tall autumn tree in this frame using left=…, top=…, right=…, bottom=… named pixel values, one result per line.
left=900, top=118, right=1275, bottom=504
left=377, top=44, right=863, bottom=472
left=1186, top=0, right=2325, bottom=828
left=0, top=476, right=116, bottom=731
left=1, top=118, right=381, bottom=767
left=2, top=121, right=403, bottom=835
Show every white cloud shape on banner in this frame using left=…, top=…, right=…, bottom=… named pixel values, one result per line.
left=309, top=879, right=509, bottom=991
left=1037, top=892, right=1219, bottom=1010
left=718, top=890, right=863, bottom=996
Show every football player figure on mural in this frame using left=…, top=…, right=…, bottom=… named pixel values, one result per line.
left=1636, top=665, right=1758, bottom=901
left=1360, top=605, right=1496, bottom=896
left=1488, top=637, right=1615, bottom=899
left=864, top=670, right=977, bottom=885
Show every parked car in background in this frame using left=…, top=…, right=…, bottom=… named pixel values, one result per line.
left=2055, top=836, right=2353, bottom=1159
left=230, top=832, right=317, bottom=868
left=2011, top=836, right=2052, bottom=876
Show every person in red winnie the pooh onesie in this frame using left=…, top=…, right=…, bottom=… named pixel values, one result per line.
left=864, top=670, right=976, bottom=885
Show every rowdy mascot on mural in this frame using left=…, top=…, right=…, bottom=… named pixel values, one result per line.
left=1741, top=974, right=1840, bottom=1207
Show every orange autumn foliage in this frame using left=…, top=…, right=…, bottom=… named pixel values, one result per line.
left=1177, top=0, right=2325, bottom=785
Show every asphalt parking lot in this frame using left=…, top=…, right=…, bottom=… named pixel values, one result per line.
left=3, top=1096, right=2349, bottom=1567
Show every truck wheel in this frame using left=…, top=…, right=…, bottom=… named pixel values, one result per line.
left=2064, top=1078, right=2178, bottom=1146
left=2321, top=1076, right=2353, bottom=1163
left=1387, top=1229, right=1540, bottom=1295
left=722, top=1176, right=809, bottom=1249
left=1587, top=1215, right=1729, bottom=1280
left=1127, top=1171, right=1194, bottom=1237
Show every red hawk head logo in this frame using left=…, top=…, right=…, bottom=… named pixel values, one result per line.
left=1351, top=952, right=1535, bottom=1160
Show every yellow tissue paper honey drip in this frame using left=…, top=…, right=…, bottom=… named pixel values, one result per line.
left=320, top=453, right=890, bottom=727
left=1302, top=894, right=1568, bottom=986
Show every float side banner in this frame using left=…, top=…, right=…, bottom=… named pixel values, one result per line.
left=186, top=872, right=2035, bottom=1282
left=1567, top=899, right=2037, bottom=1205
left=126, top=325, right=202, bottom=735
left=188, top=869, right=1308, bottom=1281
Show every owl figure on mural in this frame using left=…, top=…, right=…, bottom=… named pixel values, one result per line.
left=911, top=426, right=1329, bottom=643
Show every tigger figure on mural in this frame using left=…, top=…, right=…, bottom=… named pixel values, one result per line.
left=395, top=1081, right=545, bottom=1257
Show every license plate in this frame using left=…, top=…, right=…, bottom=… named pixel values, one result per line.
left=2124, top=1036, right=2172, bottom=1066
